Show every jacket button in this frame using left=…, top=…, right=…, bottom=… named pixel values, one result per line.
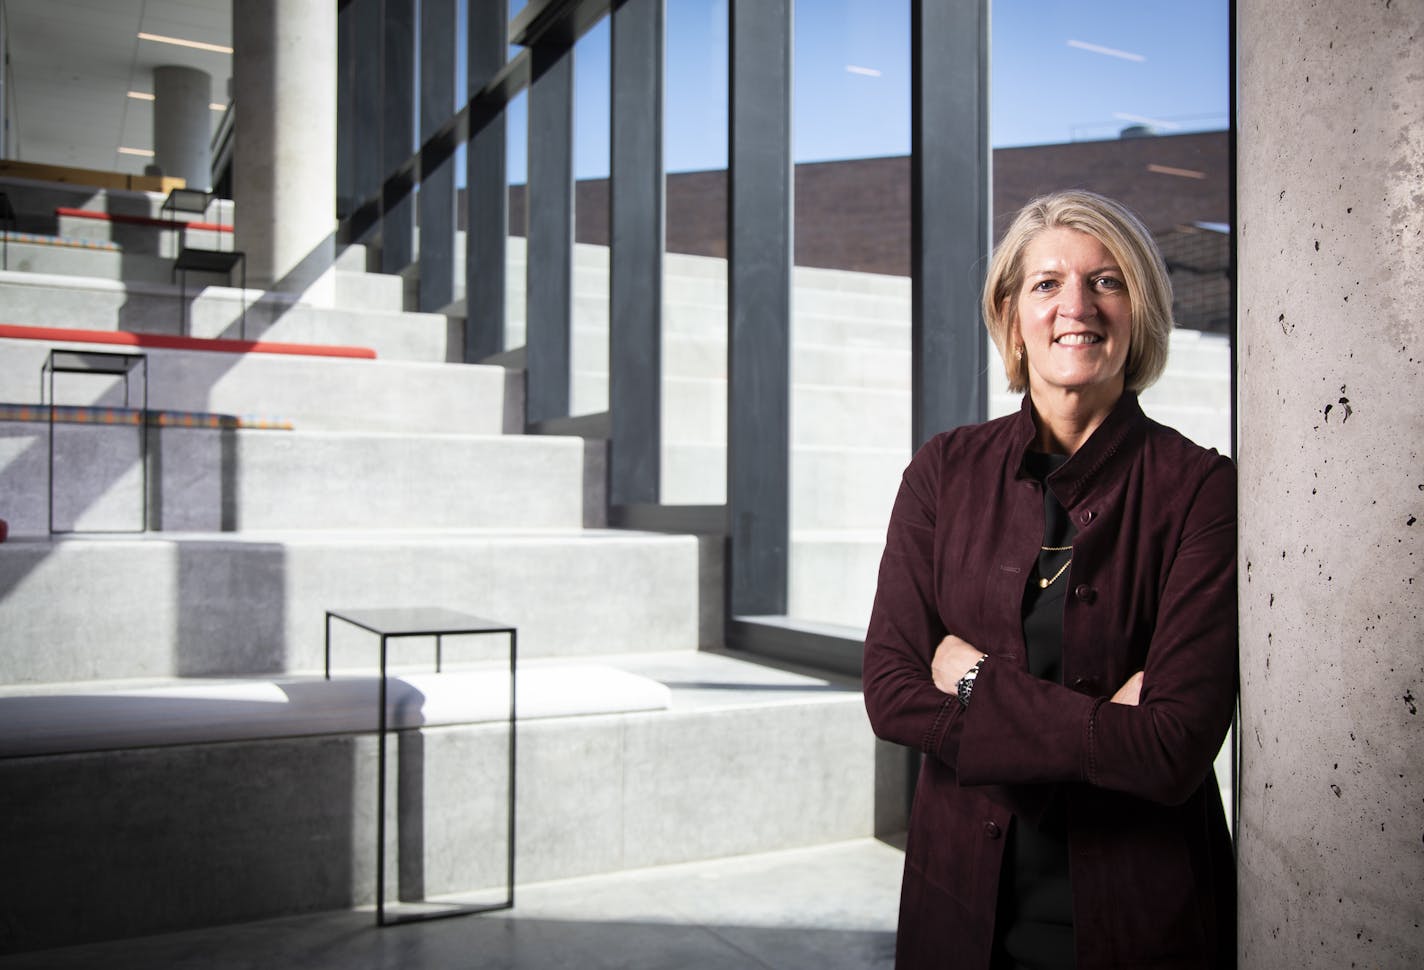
left=984, top=821, right=1002, bottom=839
left=1072, top=676, right=1099, bottom=693
left=1074, top=584, right=1095, bottom=602
left=1079, top=510, right=1095, bottom=525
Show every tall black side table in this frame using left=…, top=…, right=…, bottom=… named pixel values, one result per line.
left=41, top=349, right=148, bottom=533
left=0, top=190, right=15, bottom=270
left=163, top=188, right=247, bottom=338
left=324, top=607, right=516, bottom=926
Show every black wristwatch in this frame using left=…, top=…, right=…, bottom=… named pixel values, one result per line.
left=956, top=655, right=986, bottom=707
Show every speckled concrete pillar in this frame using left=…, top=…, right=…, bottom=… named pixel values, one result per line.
left=153, top=66, right=212, bottom=190
left=231, top=0, right=337, bottom=290
left=1237, top=1, right=1423, bottom=967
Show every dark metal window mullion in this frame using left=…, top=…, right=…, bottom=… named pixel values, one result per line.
left=609, top=0, right=665, bottom=506
left=910, top=0, right=990, bottom=449
left=727, top=0, right=792, bottom=617
left=381, top=0, right=417, bottom=274
left=347, top=0, right=385, bottom=244
left=417, top=0, right=457, bottom=313
left=524, top=41, right=576, bottom=426
left=465, top=0, right=510, bottom=363
left=336, top=1, right=355, bottom=219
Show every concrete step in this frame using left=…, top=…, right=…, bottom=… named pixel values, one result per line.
left=0, top=271, right=451, bottom=362
left=328, top=267, right=405, bottom=313
left=0, top=529, right=701, bottom=684
left=0, top=236, right=169, bottom=283
left=791, top=446, right=908, bottom=532
left=0, top=337, right=507, bottom=435
left=0, top=238, right=405, bottom=316
left=661, top=441, right=727, bottom=506
left=53, top=212, right=228, bottom=257
left=659, top=443, right=909, bottom=529
left=560, top=295, right=915, bottom=344
left=0, top=650, right=889, bottom=952
left=334, top=243, right=372, bottom=272
left=788, top=531, right=885, bottom=631
left=650, top=377, right=908, bottom=448
left=0, top=426, right=585, bottom=536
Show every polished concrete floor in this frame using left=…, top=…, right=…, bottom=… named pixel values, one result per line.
left=0, top=838, right=906, bottom=970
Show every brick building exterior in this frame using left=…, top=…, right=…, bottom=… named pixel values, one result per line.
left=502, top=130, right=1230, bottom=332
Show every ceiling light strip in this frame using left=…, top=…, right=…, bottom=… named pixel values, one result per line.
left=137, top=31, right=233, bottom=55
left=131, top=91, right=228, bottom=112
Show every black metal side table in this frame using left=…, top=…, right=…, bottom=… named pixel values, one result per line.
left=324, top=607, right=517, bottom=926
left=163, top=187, right=247, bottom=338
left=41, top=349, right=148, bottom=533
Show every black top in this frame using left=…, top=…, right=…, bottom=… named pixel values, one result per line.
left=994, top=451, right=1076, bottom=970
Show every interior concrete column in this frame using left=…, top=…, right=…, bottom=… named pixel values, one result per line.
left=232, top=0, right=337, bottom=291
left=1236, top=1, right=1423, bottom=966
left=153, top=66, right=212, bottom=190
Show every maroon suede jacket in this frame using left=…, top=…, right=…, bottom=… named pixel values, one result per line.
left=864, top=392, right=1237, bottom=970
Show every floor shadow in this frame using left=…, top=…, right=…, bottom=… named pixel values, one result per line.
left=0, top=913, right=896, bottom=970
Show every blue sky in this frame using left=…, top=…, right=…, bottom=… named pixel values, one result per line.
left=494, top=0, right=1229, bottom=180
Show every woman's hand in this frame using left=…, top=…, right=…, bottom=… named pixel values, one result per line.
left=1111, top=671, right=1144, bottom=706
left=932, top=635, right=986, bottom=694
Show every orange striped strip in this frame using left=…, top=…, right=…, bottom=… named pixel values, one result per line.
left=0, top=323, right=377, bottom=360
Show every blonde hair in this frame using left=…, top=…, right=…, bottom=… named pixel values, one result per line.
left=982, top=190, right=1173, bottom=393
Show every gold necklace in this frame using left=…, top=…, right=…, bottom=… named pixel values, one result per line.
left=1038, top=557, right=1072, bottom=589
left=1040, top=544, right=1072, bottom=552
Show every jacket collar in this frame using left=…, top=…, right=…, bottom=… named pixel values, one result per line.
left=1011, top=391, right=1146, bottom=507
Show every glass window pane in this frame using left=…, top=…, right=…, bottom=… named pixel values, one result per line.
left=506, top=89, right=529, bottom=352
left=787, top=0, right=911, bottom=632
left=571, top=18, right=611, bottom=417
left=662, top=0, right=730, bottom=506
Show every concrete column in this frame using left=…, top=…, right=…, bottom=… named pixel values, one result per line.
left=1237, top=1, right=1423, bottom=967
left=232, top=0, right=337, bottom=291
left=153, top=66, right=212, bottom=190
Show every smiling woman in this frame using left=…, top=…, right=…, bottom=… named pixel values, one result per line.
left=863, top=190, right=1238, bottom=969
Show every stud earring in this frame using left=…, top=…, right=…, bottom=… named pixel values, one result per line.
left=1014, top=346, right=1024, bottom=362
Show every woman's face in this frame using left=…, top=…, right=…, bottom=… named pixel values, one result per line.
left=1013, top=227, right=1133, bottom=407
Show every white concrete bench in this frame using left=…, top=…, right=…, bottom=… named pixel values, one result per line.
left=0, top=664, right=671, bottom=758
left=0, top=662, right=675, bottom=951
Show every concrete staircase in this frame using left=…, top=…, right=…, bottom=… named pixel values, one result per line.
left=1, top=176, right=1233, bottom=634
left=0, top=178, right=894, bottom=954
